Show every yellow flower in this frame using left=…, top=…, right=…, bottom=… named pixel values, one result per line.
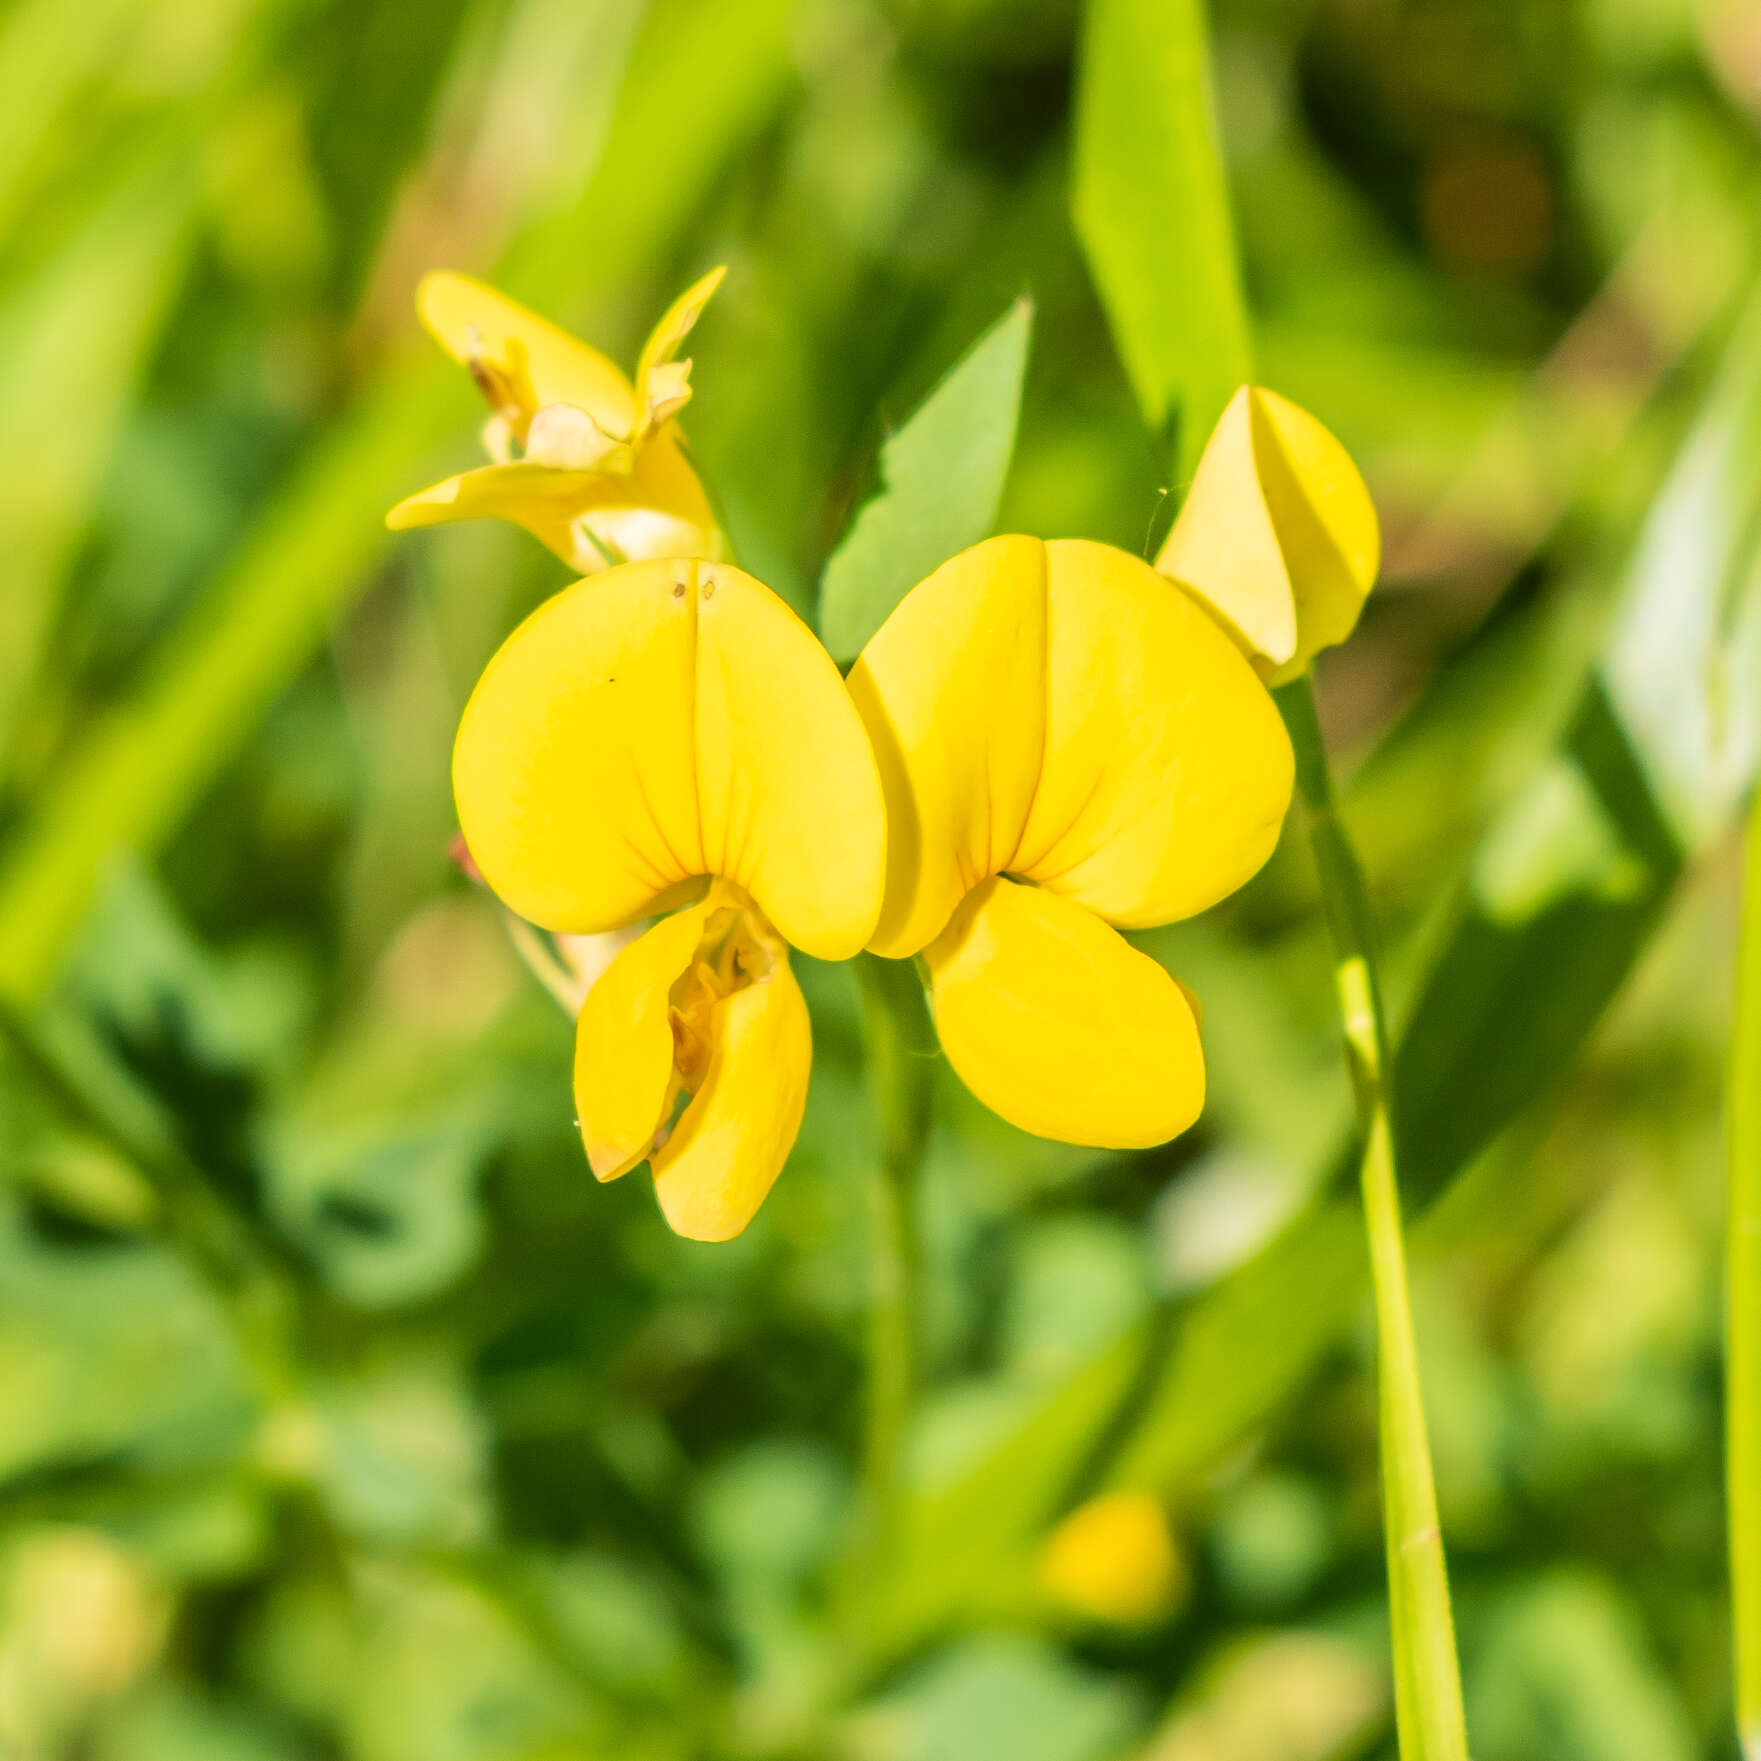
left=387, top=268, right=726, bottom=574
left=1039, top=1490, right=1186, bottom=1626
left=1156, top=386, right=1380, bottom=684
left=848, top=536, right=1292, bottom=1148
left=453, top=556, right=887, bottom=1241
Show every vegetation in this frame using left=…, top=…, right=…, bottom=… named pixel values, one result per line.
left=0, top=0, right=1759, bottom=1757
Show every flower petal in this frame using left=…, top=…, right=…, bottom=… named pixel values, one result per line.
left=924, top=876, right=1203, bottom=1148
left=1252, top=388, right=1380, bottom=680
left=525, top=403, right=629, bottom=471
left=634, top=266, right=726, bottom=431
left=1012, top=539, right=1293, bottom=927
left=1155, top=386, right=1379, bottom=680
left=385, top=460, right=603, bottom=566
left=574, top=902, right=714, bottom=1180
left=386, top=450, right=716, bottom=572
left=455, top=560, right=881, bottom=953
left=694, top=564, right=887, bottom=960
left=846, top=536, right=1048, bottom=957
left=576, top=422, right=720, bottom=571
left=1153, top=386, right=1296, bottom=666
left=453, top=559, right=706, bottom=933
left=417, top=271, right=637, bottom=437
left=650, top=954, right=810, bottom=1241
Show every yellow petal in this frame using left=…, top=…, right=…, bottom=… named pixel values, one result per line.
left=454, top=561, right=883, bottom=954
left=1155, top=386, right=1379, bottom=680
left=576, top=421, right=721, bottom=571
left=389, top=435, right=720, bottom=573
left=574, top=902, right=715, bottom=1180
left=846, top=536, right=1048, bottom=957
left=1252, top=387, right=1380, bottom=681
left=417, top=271, right=637, bottom=438
left=453, top=559, right=706, bottom=934
left=525, top=403, right=630, bottom=471
left=694, top=564, right=887, bottom=960
left=1012, top=539, right=1292, bottom=927
left=634, top=265, right=726, bottom=431
left=641, top=359, right=693, bottom=430
left=650, top=952, right=810, bottom=1242
left=386, top=460, right=602, bottom=567
left=1154, top=386, right=1296, bottom=666
left=924, top=876, right=1203, bottom=1148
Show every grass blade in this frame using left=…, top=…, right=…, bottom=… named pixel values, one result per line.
left=1079, top=0, right=1464, bottom=1737
left=1371, top=1100, right=1465, bottom=1761
left=0, top=151, right=198, bottom=767
left=1731, top=781, right=1761, bottom=1755
left=1281, top=678, right=1469, bottom=1761
left=1072, top=0, right=1249, bottom=475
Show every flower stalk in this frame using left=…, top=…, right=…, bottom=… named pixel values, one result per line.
left=1730, top=782, right=1761, bottom=1757
left=854, top=952, right=935, bottom=1561
left=1277, top=675, right=1469, bottom=1761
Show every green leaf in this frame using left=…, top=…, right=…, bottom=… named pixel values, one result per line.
left=871, top=1329, right=1149, bottom=1652
left=1470, top=1572, right=1699, bottom=1761
left=0, top=1197, right=251, bottom=1486
left=857, top=1633, right=1144, bottom=1761
left=1393, top=295, right=1761, bottom=1203
left=0, top=0, right=143, bottom=241
left=1072, top=0, right=1251, bottom=476
left=817, top=298, right=1033, bottom=664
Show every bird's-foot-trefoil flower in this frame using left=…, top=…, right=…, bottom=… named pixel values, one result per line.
left=848, top=536, right=1293, bottom=1148
left=453, top=556, right=886, bottom=1240
left=1156, top=387, right=1379, bottom=683
left=387, top=268, right=726, bottom=574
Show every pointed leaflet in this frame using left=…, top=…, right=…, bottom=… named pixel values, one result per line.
left=817, top=299, right=1033, bottom=664
left=1073, top=0, right=1251, bottom=478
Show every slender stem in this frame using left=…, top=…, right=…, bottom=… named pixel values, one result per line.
left=1730, top=784, right=1761, bottom=1756
left=503, top=911, right=588, bottom=1014
left=853, top=953, right=934, bottom=1567
left=1277, top=676, right=1469, bottom=1761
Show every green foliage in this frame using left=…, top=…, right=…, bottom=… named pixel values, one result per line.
left=1072, top=0, right=1251, bottom=475
left=873, top=279, right=1761, bottom=1664
left=818, top=298, right=1033, bottom=662
left=0, top=0, right=1757, bottom=1757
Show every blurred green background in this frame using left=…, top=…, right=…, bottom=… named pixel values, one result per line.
left=0, top=0, right=1759, bottom=1756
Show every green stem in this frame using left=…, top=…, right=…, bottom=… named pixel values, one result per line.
left=1277, top=676, right=1469, bottom=1761
left=853, top=953, right=934, bottom=1568
left=1730, top=784, right=1761, bottom=1756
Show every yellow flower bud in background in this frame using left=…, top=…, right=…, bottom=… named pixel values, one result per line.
left=1039, top=1490, right=1187, bottom=1626
left=1156, top=387, right=1380, bottom=684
